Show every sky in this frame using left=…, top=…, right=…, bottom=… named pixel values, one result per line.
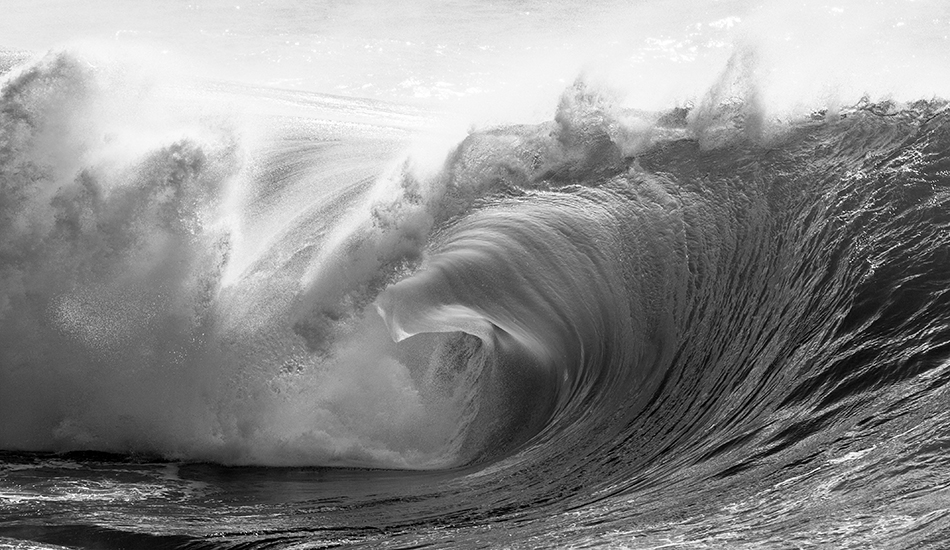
left=3, top=0, right=950, bottom=122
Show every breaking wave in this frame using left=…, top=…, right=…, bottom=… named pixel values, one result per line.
left=3, top=47, right=950, bottom=513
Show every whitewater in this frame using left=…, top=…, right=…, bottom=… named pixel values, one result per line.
left=3, top=0, right=950, bottom=548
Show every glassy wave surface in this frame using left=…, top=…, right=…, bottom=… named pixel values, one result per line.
left=3, top=2, right=950, bottom=548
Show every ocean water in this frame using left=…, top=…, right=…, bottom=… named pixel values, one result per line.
left=3, top=1, right=950, bottom=548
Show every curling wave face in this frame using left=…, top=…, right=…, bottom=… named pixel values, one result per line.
left=4, top=48, right=950, bottom=535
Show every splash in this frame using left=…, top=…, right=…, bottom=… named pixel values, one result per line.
left=0, top=51, right=479, bottom=468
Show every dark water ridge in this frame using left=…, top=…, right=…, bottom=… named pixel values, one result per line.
left=3, top=51, right=950, bottom=548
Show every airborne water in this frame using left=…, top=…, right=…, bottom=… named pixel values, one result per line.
left=3, top=1, right=950, bottom=549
